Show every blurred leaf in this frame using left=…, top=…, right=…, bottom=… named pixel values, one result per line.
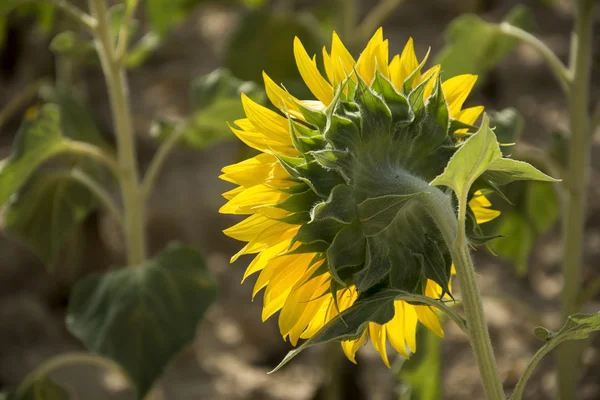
left=224, top=9, right=325, bottom=96
left=397, top=328, right=442, bottom=400
left=125, top=31, right=162, bottom=69
left=146, top=0, right=210, bottom=36
left=489, top=108, right=524, bottom=156
left=435, top=5, right=534, bottom=79
left=67, top=244, right=217, bottom=399
left=12, top=375, right=70, bottom=400
left=2, top=170, right=96, bottom=265
left=548, top=130, right=569, bottom=169
left=152, top=68, right=265, bottom=150
left=0, top=104, right=70, bottom=208
left=487, top=180, right=559, bottom=275
left=49, top=31, right=97, bottom=62
left=0, top=1, right=28, bottom=17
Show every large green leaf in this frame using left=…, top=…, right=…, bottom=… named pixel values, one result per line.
left=66, top=244, right=217, bottom=399
left=435, top=5, right=534, bottom=79
left=398, top=328, right=442, bottom=400
left=430, top=114, right=557, bottom=203
left=0, top=104, right=69, bottom=208
left=223, top=9, right=325, bottom=94
left=152, top=68, right=265, bottom=150
left=2, top=171, right=96, bottom=265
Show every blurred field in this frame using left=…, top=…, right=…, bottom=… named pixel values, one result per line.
left=0, top=0, right=599, bottom=399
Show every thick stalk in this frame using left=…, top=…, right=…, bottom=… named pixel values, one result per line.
left=423, top=191, right=505, bottom=400
left=556, top=1, right=594, bottom=398
left=89, top=0, right=147, bottom=266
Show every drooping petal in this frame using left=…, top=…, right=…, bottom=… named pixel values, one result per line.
left=415, top=305, right=444, bottom=338
left=341, top=329, right=368, bottom=364
left=442, top=74, right=478, bottom=116
left=231, top=221, right=297, bottom=262
left=469, top=191, right=501, bottom=224
left=385, top=301, right=409, bottom=358
left=369, top=323, right=391, bottom=368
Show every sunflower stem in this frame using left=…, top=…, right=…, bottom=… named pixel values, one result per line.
left=556, top=1, right=595, bottom=398
left=89, top=0, right=147, bottom=266
left=423, top=190, right=505, bottom=400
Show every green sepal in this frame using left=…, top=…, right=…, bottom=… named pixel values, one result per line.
left=324, top=113, right=361, bottom=152
left=274, top=188, right=320, bottom=213
left=426, top=75, right=450, bottom=131
left=403, top=48, right=431, bottom=94
left=408, top=73, right=433, bottom=117
left=309, top=149, right=351, bottom=182
left=311, top=184, right=357, bottom=224
left=357, top=192, right=426, bottom=237
left=294, top=100, right=327, bottom=131
left=371, top=71, right=411, bottom=124
left=296, top=160, right=345, bottom=198
left=449, top=119, right=478, bottom=134
left=276, top=211, right=311, bottom=224
left=354, top=75, right=392, bottom=139
left=388, top=250, right=423, bottom=294
left=327, top=223, right=366, bottom=285
left=291, top=218, right=343, bottom=247
left=289, top=119, right=326, bottom=154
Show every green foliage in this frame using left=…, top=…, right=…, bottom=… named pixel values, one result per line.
left=0, top=104, right=69, bottom=208
left=152, top=68, right=265, bottom=150
left=224, top=9, right=325, bottom=95
left=50, top=31, right=97, bottom=61
left=146, top=0, right=210, bottom=36
left=67, top=244, right=217, bottom=399
left=431, top=114, right=557, bottom=204
left=489, top=108, right=524, bottom=156
left=435, top=5, right=534, bottom=79
left=2, top=171, right=96, bottom=265
left=397, top=328, right=442, bottom=400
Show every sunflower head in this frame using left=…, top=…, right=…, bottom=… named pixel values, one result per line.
left=220, top=28, right=498, bottom=367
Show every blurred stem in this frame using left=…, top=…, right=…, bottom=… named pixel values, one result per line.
left=16, top=352, right=128, bottom=397
left=48, top=0, right=97, bottom=31
left=142, top=125, right=186, bottom=200
left=89, top=0, right=147, bottom=266
left=68, top=168, right=124, bottom=226
left=497, top=22, right=570, bottom=95
left=115, top=0, right=140, bottom=61
left=422, top=190, right=504, bottom=400
left=556, top=1, right=595, bottom=398
left=324, top=343, right=343, bottom=400
left=355, top=0, right=404, bottom=45
left=0, top=78, right=48, bottom=131
left=592, top=102, right=600, bottom=133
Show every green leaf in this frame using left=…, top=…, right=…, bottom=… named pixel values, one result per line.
left=534, top=312, right=600, bottom=346
left=398, top=328, right=442, bottom=400
left=431, top=114, right=557, bottom=202
left=488, top=211, right=535, bottom=276
left=125, top=32, right=162, bottom=69
left=13, top=375, right=70, bottom=400
left=2, top=171, right=96, bottom=265
left=435, top=5, right=534, bottom=79
left=152, top=68, right=265, bottom=150
left=66, top=244, right=217, bottom=399
left=223, top=9, right=324, bottom=95
left=0, top=0, right=28, bottom=17
left=0, top=104, right=69, bottom=208
left=146, top=0, right=209, bottom=36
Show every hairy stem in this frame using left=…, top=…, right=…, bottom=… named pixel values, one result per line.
left=89, top=0, right=147, bottom=266
left=64, top=140, right=121, bottom=177
left=68, top=168, right=123, bottom=226
left=556, top=1, right=595, bottom=398
left=423, top=190, right=505, bottom=400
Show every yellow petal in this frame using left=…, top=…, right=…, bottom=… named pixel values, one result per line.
left=223, top=213, right=281, bottom=242
left=220, top=153, right=278, bottom=187
left=385, top=301, right=409, bottom=358
left=228, top=122, right=297, bottom=156
left=403, top=303, right=418, bottom=353
left=421, top=65, right=441, bottom=100
left=322, top=47, right=334, bottom=84
left=222, top=186, right=245, bottom=200
left=331, top=32, right=356, bottom=83
left=390, top=37, right=419, bottom=90
left=244, top=239, right=291, bottom=283
left=469, top=192, right=501, bottom=224
left=231, top=221, right=297, bottom=262
left=442, top=74, right=478, bottom=116
left=301, top=295, right=334, bottom=339
left=415, top=305, right=444, bottom=338
left=294, top=37, right=333, bottom=105
left=369, top=323, right=391, bottom=368
left=241, top=93, right=290, bottom=140
left=356, top=27, right=384, bottom=84
left=219, top=184, right=289, bottom=215
left=341, top=329, right=367, bottom=364
left=376, top=39, right=390, bottom=79
left=262, top=72, right=303, bottom=117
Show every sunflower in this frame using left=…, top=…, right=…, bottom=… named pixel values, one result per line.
left=220, top=28, right=499, bottom=367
